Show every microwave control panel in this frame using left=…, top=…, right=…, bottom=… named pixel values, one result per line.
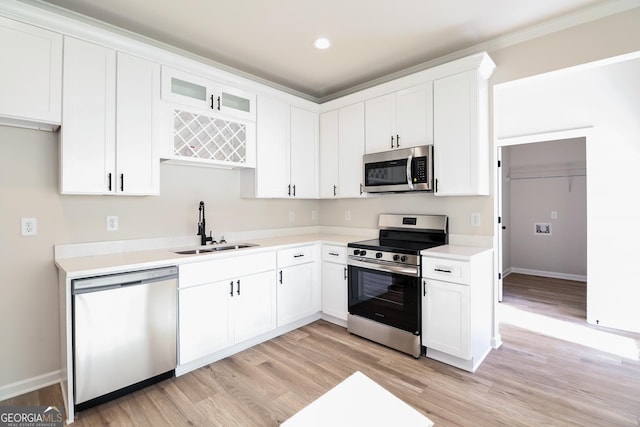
left=412, top=157, right=427, bottom=183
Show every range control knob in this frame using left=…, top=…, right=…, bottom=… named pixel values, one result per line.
left=353, top=249, right=361, bottom=256
left=376, top=252, right=383, bottom=259
left=400, top=255, right=408, bottom=262
left=393, top=254, right=400, bottom=261
left=360, top=250, right=367, bottom=256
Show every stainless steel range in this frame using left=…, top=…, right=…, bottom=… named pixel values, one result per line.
left=347, top=214, right=448, bottom=358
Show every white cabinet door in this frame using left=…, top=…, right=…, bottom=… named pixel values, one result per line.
left=396, top=83, right=433, bottom=149
left=321, top=260, right=348, bottom=321
left=290, top=106, right=318, bottom=198
left=60, top=37, right=116, bottom=195
left=179, top=280, right=233, bottom=364
left=0, top=16, right=62, bottom=129
left=433, top=69, right=488, bottom=196
left=277, top=262, right=318, bottom=326
left=338, top=102, right=365, bottom=198
left=233, top=271, right=277, bottom=343
left=254, top=95, right=290, bottom=197
left=161, top=66, right=213, bottom=110
left=365, top=94, right=395, bottom=153
left=116, top=52, right=160, bottom=195
left=319, top=109, right=339, bottom=198
left=423, top=279, right=470, bottom=359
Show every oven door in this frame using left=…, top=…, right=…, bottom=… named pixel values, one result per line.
left=347, top=259, right=420, bottom=334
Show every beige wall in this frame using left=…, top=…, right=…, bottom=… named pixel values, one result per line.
left=1, top=6, right=640, bottom=391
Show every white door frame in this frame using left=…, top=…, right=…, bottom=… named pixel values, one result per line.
left=492, top=127, right=592, bottom=349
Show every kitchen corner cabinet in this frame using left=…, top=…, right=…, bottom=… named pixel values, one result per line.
left=246, top=95, right=318, bottom=198
left=0, top=16, right=62, bottom=131
left=321, top=245, right=348, bottom=321
left=364, top=83, right=433, bottom=154
left=421, top=248, right=493, bottom=372
left=178, top=251, right=276, bottom=365
left=433, top=54, right=494, bottom=196
left=60, top=37, right=160, bottom=195
left=319, top=102, right=366, bottom=198
left=277, top=245, right=321, bottom=326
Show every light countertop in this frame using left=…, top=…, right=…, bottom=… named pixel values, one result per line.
left=55, top=233, right=365, bottom=278
left=422, top=244, right=492, bottom=260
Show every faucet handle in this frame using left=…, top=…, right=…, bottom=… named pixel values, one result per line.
left=220, top=236, right=227, bottom=244
left=209, top=231, right=217, bottom=245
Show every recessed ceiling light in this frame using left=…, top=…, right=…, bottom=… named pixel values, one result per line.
left=314, top=37, right=331, bottom=50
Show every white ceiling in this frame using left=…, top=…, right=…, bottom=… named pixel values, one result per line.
left=30, top=0, right=627, bottom=101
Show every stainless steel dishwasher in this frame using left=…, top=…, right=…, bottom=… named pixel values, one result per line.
left=72, top=266, right=177, bottom=411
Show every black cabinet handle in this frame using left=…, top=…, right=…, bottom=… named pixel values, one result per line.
left=217, top=96, right=221, bottom=111
left=279, top=270, right=283, bottom=284
left=210, top=94, right=215, bottom=110
left=423, top=280, right=427, bottom=297
left=236, top=279, right=240, bottom=296
left=360, top=184, right=363, bottom=195
left=333, top=185, right=337, bottom=197
left=288, top=184, right=291, bottom=196
left=120, top=173, right=124, bottom=192
left=396, top=134, right=400, bottom=147
left=229, top=281, right=234, bottom=297
left=344, top=267, right=348, bottom=280
left=434, top=268, right=452, bottom=274
left=108, top=173, right=112, bottom=191
left=293, top=185, right=296, bottom=197
left=391, top=135, right=394, bottom=148
left=435, top=179, right=439, bottom=193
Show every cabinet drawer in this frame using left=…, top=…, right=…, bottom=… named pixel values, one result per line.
left=422, top=257, right=470, bottom=284
left=322, top=245, right=347, bottom=263
left=179, top=251, right=275, bottom=288
left=277, top=245, right=315, bottom=269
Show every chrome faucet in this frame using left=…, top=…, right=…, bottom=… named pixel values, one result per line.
left=197, top=201, right=214, bottom=245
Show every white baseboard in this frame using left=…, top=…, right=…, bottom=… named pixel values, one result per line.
left=508, top=267, right=586, bottom=283
left=0, top=370, right=61, bottom=401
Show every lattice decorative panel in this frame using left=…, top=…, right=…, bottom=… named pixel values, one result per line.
left=173, top=109, right=247, bottom=164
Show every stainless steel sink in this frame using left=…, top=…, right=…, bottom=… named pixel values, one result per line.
left=173, top=243, right=258, bottom=255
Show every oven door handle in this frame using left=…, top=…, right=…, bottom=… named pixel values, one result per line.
left=406, top=153, right=414, bottom=190
left=348, top=258, right=420, bottom=277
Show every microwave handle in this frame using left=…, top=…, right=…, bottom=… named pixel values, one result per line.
left=406, top=153, right=414, bottom=190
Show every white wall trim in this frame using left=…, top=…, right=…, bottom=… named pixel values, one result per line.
left=506, top=267, right=587, bottom=283
left=0, top=370, right=61, bottom=401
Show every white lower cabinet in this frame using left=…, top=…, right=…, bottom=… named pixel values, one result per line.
left=277, top=245, right=321, bottom=326
left=421, top=248, right=493, bottom=372
left=178, top=251, right=276, bottom=365
left=321, top=245, right=348, bottom=321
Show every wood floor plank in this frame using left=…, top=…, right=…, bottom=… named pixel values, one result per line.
left=3, top=273, right=639, bottom=426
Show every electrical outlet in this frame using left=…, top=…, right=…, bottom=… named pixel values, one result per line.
left=551, top=211, right=558, bottom=219
left=311, top=209, right=318, bottom=221
left=288, top=211, right=295, bottom=222
left=106, top=216, right=119, bottom=231
left=345, top=210, right=351, bottom=221
left=21, top=218, right=37, bottom=236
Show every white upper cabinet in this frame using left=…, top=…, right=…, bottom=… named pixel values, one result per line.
left=433, top=54, right=494, bottom=196
left=243, top=95, right=318, bottom=198
left=161, top=66, right=255, bottom=121
left=320, top=102, right=365, bottom=198
left=60, top=37, right=160, bottom=195
left=0, top=16, right=62, bottom=130
left=160, top=66, right=257, bottom=168
left=364, top=83, right=433, bottom=154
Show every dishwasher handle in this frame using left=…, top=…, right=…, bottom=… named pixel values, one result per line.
left=72, top=266, right=178, bottom=295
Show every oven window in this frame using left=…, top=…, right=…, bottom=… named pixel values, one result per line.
left=365, top=160, right=408, bottom=187
left=348, top=265, right=420, bottom=334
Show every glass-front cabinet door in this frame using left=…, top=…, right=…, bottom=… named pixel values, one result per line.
left=162, top=66, right=255, bottom=121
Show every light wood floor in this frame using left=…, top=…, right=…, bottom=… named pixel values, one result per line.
left=4, top=273, right=640, bottom=426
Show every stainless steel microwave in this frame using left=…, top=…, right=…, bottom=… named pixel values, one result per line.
left=363, top=145, right=434, bottom=193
